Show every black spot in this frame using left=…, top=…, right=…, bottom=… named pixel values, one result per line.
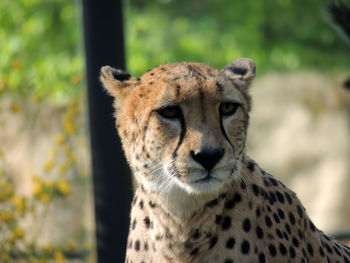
left=252, top=184, right=259, bottom=196
left=256, top=226, right=264, bottom=239
left=139, top=200, right=144, bottom=209
left=256, top=207, right=261, bottom=217
left=206, top=198, right=219, bottom=207
left=297, top=205, right=304, bottom=218
left=273, top=213, right=280, bottom=223
left=298, top=229, right=304, bottom=240
left=222, top=216, right=231, bottom=230
left=292, top=237, right=299, bottom=247
left=241, top=240, right=250, bottom=254
left=276, top=229, right=283, bottom=239
left=288, top=212, right=296, bottom=225
left=306, top=243, right=313, bottom=256
left=265, top=216, right=272, bottom=228
left=276, top=191, right=285, bottom=203
left=144, top=242, right=148, bottom=251
left=263, top=178, right=270, bottom=187
left=225, top=193, right=242, bottom=209
left=215, top=215, right=222, bottom=225
left=224, top=259, right=233, bottom=263
left=333, top=245, right=341, bottom=256
left=279, top=243, right=287, bottom=255
left=192, top=229, right=200, bottom=240
left=285, top=223, right=291, bottom=235
left=226, top=237, right=235, bottom=249
left=259, top=253, right=266, bottom=263
left=148, top=201, right=156, bottom=208
left=283, top=231, right=289, bottom=241
left=277, top=208, right=285, bottom=219
left=268, top=191, right=276, bottom=204
left=269, top=244, right=277, bottom=256
left=247, top=161, right=255, bottom=171
left=134, top=240, right=140, bottom=251
left=289, top=246, right=296, bottom=258
left=319, top=247, right=325, bottom=257
left=132, top=218, right=137, bottom=230
left=132, top=195, right=138, bottom=206
left=284, top=192, right=293, bottom=204
left=190, top=247, right=199, bottom=255
left=144, top=217, right=150, bottom=228
left=209, top=236, right=218, bottom=249
left=325, top=243, right=333, bottom=254
left=309, top=220, right=316, bottom=232
left=242, top=218, right=251, bottom=232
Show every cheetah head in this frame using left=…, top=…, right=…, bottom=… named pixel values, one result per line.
left=100, top=58, right=256, bottom=198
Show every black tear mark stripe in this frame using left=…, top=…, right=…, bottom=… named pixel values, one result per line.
left=171, top=115, right=187, bottom=162
left=176, top=85, right=181, bottom=98
left=219, top=117, right=235, bottom=153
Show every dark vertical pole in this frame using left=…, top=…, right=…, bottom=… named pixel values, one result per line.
left=82, top=0, right=132, bottom=262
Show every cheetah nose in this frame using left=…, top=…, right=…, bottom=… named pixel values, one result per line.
left=190, top=148, right=224, bottom=172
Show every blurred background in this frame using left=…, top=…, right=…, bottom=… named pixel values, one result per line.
left=0, top=0, right=349, bottom=262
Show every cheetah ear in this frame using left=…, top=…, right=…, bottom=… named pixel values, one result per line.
left=100, top=66, right=138, bottom=99
left=221, top=58, right=256, bottom=89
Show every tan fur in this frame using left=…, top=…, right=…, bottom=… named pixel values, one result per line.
left=101, top=59, right=350, bottom=263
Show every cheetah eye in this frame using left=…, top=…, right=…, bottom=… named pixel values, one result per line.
left=156, top=105, right=182, bottom=119
left=219, top=102, right=240, bottom=117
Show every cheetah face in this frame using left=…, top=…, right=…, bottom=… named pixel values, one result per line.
left=101, top=58, right=256, bottom=197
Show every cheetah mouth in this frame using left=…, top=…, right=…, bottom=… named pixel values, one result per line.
left=193, top=173, right=220, bottom=183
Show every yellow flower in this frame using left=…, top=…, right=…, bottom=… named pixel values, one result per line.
left=44, top=159, right=54, bottom=172
left=58, top=161, right=70, bottom=173
left=1, top=253, right=9, bottom=261
left=56, top=179, right=71, bottom=195
left=9, top=102, right=20, bottom=113
left=54, top=251, right=65, bottom=262
left=0, top=150, right=4, bottom=158
left=63, top=145, right=77, bottom=163
left=12, top=59, right=21, bottom=69
left=49, top=148, right=57, bottom=158
left=13, top=196, right=27, bottom=215
left=39, top=193, right=50, bottom=202
left=1, top=75, right=8, bottom=85
left=13, top=226, right=24, bottom=238
left=63, top=118, right=76, bottom=134
left=64, top=240, right=77, bottom=251
left=55, top=134, right=65, bottom=144
left=0, top=211, right=13, bottom=222
left=32, top=93, right=43, bottom=103
left=44, top=242, right=53, bottom=252
left=70, top=73, right=83, bottom=85
left=0, top=182, right=14, bottom=198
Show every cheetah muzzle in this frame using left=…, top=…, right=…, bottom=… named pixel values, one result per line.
left=100, top=58, right=350, bottom=263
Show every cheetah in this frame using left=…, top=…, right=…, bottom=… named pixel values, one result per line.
left=100, top=58, right=350, bottom=263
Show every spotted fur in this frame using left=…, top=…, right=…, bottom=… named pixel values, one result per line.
left=100, top=58, right=350, bottom=263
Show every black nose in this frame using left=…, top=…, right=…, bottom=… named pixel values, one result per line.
left=190, top=148, right=224, bottom=171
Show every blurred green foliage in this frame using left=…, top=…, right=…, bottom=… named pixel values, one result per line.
left=126, top=0, right=350, bottom=76
left=0, top=0, right=84, bottom=98
left=0, top=0, right=349, bottom=96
